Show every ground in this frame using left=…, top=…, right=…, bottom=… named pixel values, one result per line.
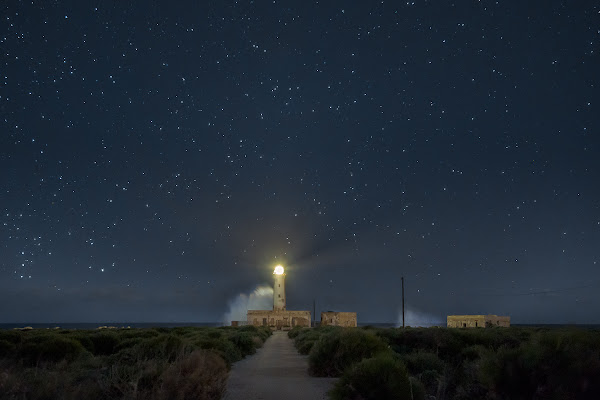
left=225, top=331, right=336, bottom=400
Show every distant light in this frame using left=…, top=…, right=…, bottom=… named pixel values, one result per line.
left=274, top=265, right=284, bottom=275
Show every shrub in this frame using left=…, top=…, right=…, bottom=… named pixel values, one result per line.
left=114, top=337, right=144, bottom=353
left=309, top=328, right=388, bottom=377
left=297, top=338, right=318, bottom=355
left=18, top=335, right=86, bottom=365
left=194, top=337, right=242, bottom=366
left=479, top=345, right=538, bottom=399
left=228, top=332, right=256, bottom=357
left=208, top=330, right=222, bottom=339
left=287, top=326, right=304, bottom=339
left=237, top=325, right=271, bottom=342
left=330, top=354, right=422, bottom=400
left=419, top=369, right=443, bottom=396
left=66, top=332, right=95, bottom=353
left=89, top=332, right=120, bottom=355
left=460, top=344, right=487, bottom=362
left=401, top=351, right=445, bottom=375
left=158, top=350, right=227, bottom=400
left=0, top=339, right=17, bottom=358
left=294, top=329, right=323, bottom=355
left=0, top=330, right=22, bottom=344
left=134, top=334, right=187, bottom=362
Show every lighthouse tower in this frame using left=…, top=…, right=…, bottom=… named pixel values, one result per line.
left=273, top=265, right=286, bottom=311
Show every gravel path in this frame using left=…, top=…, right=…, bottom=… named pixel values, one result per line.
left=225, top=331, right=337, bottom=400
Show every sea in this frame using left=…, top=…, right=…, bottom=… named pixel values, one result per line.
left=1, top=322, right=599, bottom=330
left=0, top=322, right=221, bottom=330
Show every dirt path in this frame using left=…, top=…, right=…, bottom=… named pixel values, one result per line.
left=225, top=331, right=337, bottom=400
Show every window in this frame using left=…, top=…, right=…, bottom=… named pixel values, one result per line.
left=475, top=321, right=478, bottom=327
left=278, top=284, right=280, bottom=287
left=278, top=294, right=281, bottom=298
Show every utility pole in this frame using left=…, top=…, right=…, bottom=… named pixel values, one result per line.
left=401, top=276, right=405, bottom=329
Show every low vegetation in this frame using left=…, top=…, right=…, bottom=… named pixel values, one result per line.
left=0, top=325, right=270, bottom=400
left=289, top=325, right=600, bottom=400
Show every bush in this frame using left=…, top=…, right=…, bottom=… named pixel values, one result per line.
left=330, top=354, right=422, bottom=400
left=0, top=330, right=21, bottom=344
left=89, top=332, right=120, bottom=355
left=0, top=339, right=17, bottom=358
left=309, top=328, right=388, bottom=377
left=158, top=350, right=227, bottom=400
left=227, top=332, right=256, bottom=357
left=19, top=336, right=85, bottom=364
left=294, top=329, right=323, bottom=355
left=194, top=337, right=242, bottom=366
left=134, top=334, right=187, bottom=362
left=288, top=326, right=304, bottom=339
left=401, top=351, right=445, bottom=375
left=57, top=331, right=95, bottom=354
left=237, top=325, right=271, bottom=342
left=479, top=330, right=600, bottom=399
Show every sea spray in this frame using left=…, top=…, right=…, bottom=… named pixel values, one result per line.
left=397, top=306, right=443, bottom=327
left=222, top=285, right=273, bottom=325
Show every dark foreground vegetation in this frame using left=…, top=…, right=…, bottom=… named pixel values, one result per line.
left=289, top=325, right=600, bottom=400
left=0, top=325, right=271, bottom=400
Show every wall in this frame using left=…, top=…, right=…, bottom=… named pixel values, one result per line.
left=485, top=315, right=511, bottom=327
left=247, top=310, right=311, bottom=330
left=447, top=314, right=510, bottom=328
left=321, top=312, right=357, bottom=327
left=447, top=315, right=485, bottom=328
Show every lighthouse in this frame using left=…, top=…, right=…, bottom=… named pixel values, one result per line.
left=245, top=263, right=311, bottom=329
left=273, top=265, right=286, bottom=311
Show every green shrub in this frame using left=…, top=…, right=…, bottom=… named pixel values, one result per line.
left=309, top=328, right=388, bottom=377
left=409, top=376, right=427, bottom=400
left=297, top=338, right=318, bottom=355
left=0, top=330, right=22, bottom=344
left=287, top=326, right=304, bottom=339
left=89, top=332, right=120, bottom=355
left=294, top=329, right=323, bottom=355
left=114, top=337, right=144, bottom=352
left=330, top=354, right=421, bottom=400
left=478, top=330, right=600, bottom=400
left=0, top=339, right=17, bottom=358
left=460, top=344, right=487, bottom=361
left=67, top=333, right=95, bottom=353
left=419, top=369, right=442, bottom=396
left=207, top=330, right=222, bottom=339
left=228, top=332, right=256, bottom=357
left=480, top=345, right=538, bottom=399
left=19, top=336, right=85, bottom=364
left=401, top=351, right=445, bottom=375
left=158, top=350, right=227, bottom=400
left=194, top=337, right=242, bottom=366
left=237, top=325, right=271, bottom=342
left=135, top=334, right=187, bottom=362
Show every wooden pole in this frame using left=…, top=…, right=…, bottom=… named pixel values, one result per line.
left=402, top=276, right=405, bottom=328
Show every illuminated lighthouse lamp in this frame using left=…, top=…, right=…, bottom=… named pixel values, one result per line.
left=273, top=265, right=286, bottom=310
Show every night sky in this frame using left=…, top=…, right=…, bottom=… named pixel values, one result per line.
left=2, top=1, right=599, bottom=324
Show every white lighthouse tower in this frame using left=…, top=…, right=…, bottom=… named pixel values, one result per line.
left=273, top=265, right=286, bottom=311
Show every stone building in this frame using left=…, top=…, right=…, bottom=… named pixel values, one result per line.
left=321, top=311, right=357, bottom=327
left=247, top=310, right=311, bottom=329
left=447, top=314, right=510, bottom=328
left=246, top=265, right=311, bottom=330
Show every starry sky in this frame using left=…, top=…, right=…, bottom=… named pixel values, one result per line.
left=2, top=1, right=599, bottom=324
